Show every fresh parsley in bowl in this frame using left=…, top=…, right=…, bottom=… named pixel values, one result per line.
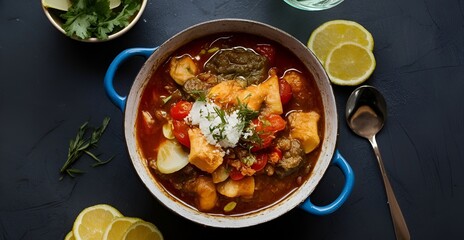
left=42, top=0, right=147, bottom=42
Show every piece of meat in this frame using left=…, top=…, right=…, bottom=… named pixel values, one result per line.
left=287, top=111, right=320, bottom=153
left=275, top=137, right=306, bottom=177
left=204, top=47, right=269, bottom=85
left=182, top=72, right=220, bottom=98
left=282, top=70, right=311, bottom=104
left=169, top=55, right=199, bottom=85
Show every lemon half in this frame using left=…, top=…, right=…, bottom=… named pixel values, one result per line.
left=308, top=19, right=374, bottom=65
left=324, top=42, right=376, bottom=86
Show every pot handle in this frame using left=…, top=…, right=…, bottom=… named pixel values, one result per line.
left=299, top=149, right=354, bottom=215
left=104, top=47, right=158, bottom=111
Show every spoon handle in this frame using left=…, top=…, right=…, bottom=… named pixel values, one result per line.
left=369, top=136, right=410, bottom=240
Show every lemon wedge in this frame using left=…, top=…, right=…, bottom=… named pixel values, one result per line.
left=324, top=42, right=376, bottom=86
left=122, top=221, right=164, bottom=240
left=42, top=0, right=121, bottom=11
left=308, top=20, right=374, bottom=64
left=72, top=204, right=123, bottom=240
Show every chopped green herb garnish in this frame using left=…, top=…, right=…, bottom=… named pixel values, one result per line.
left=189, top=89, right=207, bottom=101
left=236, top=98, right=259, bottom=124
left=161, top=89, right=181, bottom=105
left=161, top=95, right=173, bottom=105
left=60, top=0, right=141, bottom=40
left=209, top=106, right=228, bottom=142
left=213, top=106, right=227, bottom=124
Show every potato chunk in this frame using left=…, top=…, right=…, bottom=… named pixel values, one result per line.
left=169, top=55, right=198, bottom=85
left=188, top=128, right=224, bottom=173
left=217, top=176, right=255, bottom=198
left=260, top=69, right=283, bottom=115
left=156, top=139, right=189, bottom=174
left=192, top=176, right=218, bottom=211
left=288, top=111, right=321, bottom=153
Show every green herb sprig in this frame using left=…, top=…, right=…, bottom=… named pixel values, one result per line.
left=236, top=98, right=259, bottom=126
left=60, top=117, right=113, bottom=179
left=209, top=106, right=228, bottom=142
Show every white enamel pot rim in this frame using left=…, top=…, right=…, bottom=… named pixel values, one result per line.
left=104, top=18, right=354, bottom=228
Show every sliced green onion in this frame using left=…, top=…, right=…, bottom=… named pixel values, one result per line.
left=224, top=201, right=237, bottom=212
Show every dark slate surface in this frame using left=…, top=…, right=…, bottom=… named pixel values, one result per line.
left=1, top=0, right=463, bottom=239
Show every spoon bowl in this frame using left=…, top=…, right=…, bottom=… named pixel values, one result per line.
left=346, top=85, right=386, bottom=138
left=346, top=85, right=410, bottom=240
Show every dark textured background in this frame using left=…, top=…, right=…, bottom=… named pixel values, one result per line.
left=1, top=0, right=464, bottom=239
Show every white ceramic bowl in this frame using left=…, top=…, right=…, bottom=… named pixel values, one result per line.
left=42, top=0, right=147, bottom=42
left=104, top=18, right=354, bottom=228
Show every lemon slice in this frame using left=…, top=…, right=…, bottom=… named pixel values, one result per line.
left=308, top=20, right=374, bottom=64
left=64, top=231, right=75, bottom=240
left=324, top=42, right=376, bottom=86
left=122, top=221, right=164, bottom=240
left=103, top=217, right=142, bottom=240
left=42, top=0, right=121, bottom=11
left=72, top=204, right=123, bottom=240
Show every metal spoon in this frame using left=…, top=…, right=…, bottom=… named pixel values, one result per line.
left=346, top=85, right=410, bottom=240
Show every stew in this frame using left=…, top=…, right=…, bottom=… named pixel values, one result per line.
left=136, top=33, right=325, bottom=215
